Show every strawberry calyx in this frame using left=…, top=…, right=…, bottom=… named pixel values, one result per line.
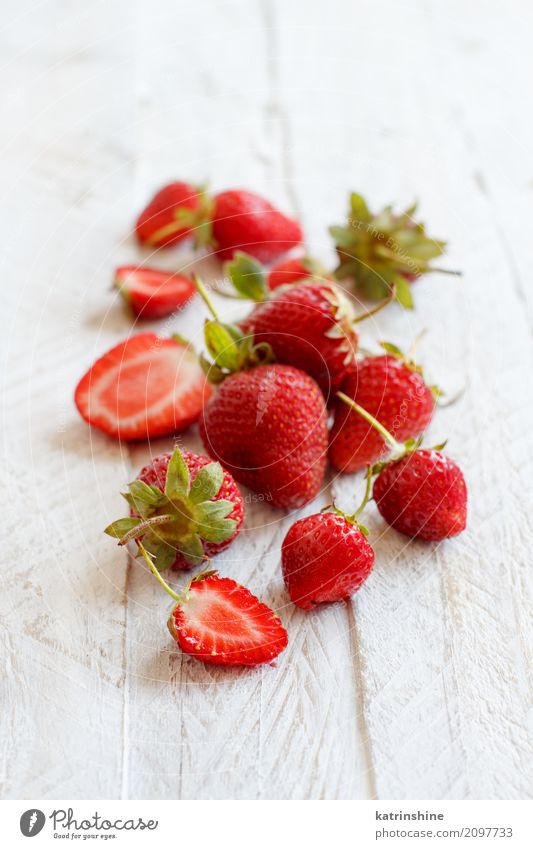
left=330, top=192, right=460, bottom=308
left=145, top=185, right=214, bottom=249
left=223, top=252, right=329, bottom=302
left=104, top=445, right=238, bottom=567
left=194, top=275, right=276, bottom=383
left=322, top=469, right=373, bottom=535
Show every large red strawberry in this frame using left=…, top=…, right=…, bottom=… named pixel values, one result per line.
left=193, top=276, right=328, bottom=508
left=135, top=181, right=212, bottom=248
left=114, top=265, right=196, bottom=319
left=282, top=505, right=374, bottom=610
left=105, top=445, right=243, bottom=569
left=330, top=192, right=459, bottom=308
left=167, top=572, right=288, bottom=666
left=74, top=333, right=210, bottom=440
left=239, top=280, right=360, bottom=399
left=211, top=189, right=302, bottom=263
left=338, top=398, right=467, bottom=541
left=330, top=344, right=437, bottom=472
left=373, top=449, right=467, bottom=541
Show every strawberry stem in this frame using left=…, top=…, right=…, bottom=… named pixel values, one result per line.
left=430, top=267, right=462, bottom=276
left=336, top=392, right=400, bottom=451
left=193, top=275, right=221, bottom=321
left=354, top=467, right=373, bottom=518
left=353, top=282, right=397, bottom=324
left=138, top=542, right=182, bottom=603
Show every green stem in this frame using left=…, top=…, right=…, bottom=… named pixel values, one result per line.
left=138, top=542, right=182, bottom=603
left=431, top=267, right=462, bottom=276
left=118, top=514, right=174, bottom=546
left=193, top=275, right=221, bottom=321
left=354, top=468, right=373, bottom=518
left=336, top=392, right=400, bottom=451
left=353, top=282, right=397, bottom=324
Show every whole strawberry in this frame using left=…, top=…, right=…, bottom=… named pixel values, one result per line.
left=135, top=181, right=212, bottom=248
left=200, top=364, right=328, bottom=509
left=373, top=449, right=467, bottom=541
left=330, top=192, right=459, bottom=308
left=330, top=343, right=437, bottom=472
left=211, top=189, right=302, bottom=263
left=339, top=397, right=467, bottom=541
left=105, top=445, right=244, bottom=569
left=239, top=280, right=360, bottom=399
left=282, top=505, right=374, bottom=610
left=114, top=265, right=196, bottom=319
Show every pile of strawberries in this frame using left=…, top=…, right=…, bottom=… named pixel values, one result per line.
left=75, top=182, right=467, bottom=668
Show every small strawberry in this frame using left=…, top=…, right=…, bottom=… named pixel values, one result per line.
left=74, top=333, right=210, bottom=440
left=330, top=342, right=437, bottom=472
left=339, top=398, right=467, bottom=541
left=211, top=189, right=302, bottom=263
left=194, top=278, right=328, bottom=509
left=114, top=265, right=196, bottom=319
left=238, top=279, right=394, bottom=400
left=282, top=495, right=374, bottom=610
left=167, top=571, right=288, bottom=666
left=330, top=192, right=460, bottom=307
left=267, top=256, right=327, bottom=291
left=135, top=181, right=212, bottom=249
left=105, top=445, right=244, bottom=568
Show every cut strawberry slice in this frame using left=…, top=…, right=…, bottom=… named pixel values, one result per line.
left=168, top=574, right=288, bottom=666
left=74, top=333, right=210, bottom=440
left=114, top=265, right=196, bottom=319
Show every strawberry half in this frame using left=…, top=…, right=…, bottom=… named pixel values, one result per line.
left=114, top=265, right=196, bottom=319
left=74, top=333, right=210, bottom=440
left=167, top=572, right=288, bottom=666
left=135, top=181, right=212, bottom=249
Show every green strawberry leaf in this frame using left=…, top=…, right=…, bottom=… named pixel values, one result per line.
left=350, top=192, right=371, bottom=222
left=204, top=320, right=240, bottom=371
left=178, top=533, right=206, bottom=566
left=225, top=252, right=268, bottom=302
left=145, top=539, right=177, bottom=571
left=104, top=517, right=142, bottom=539
left=128, top=480, right=164, bottom=505
left=189, top=462, right=224, bottom=504
left=195, top=499, right=235, bottom=524
left=165, top=446, right=190, bottom=501
left=393, top=275, right=414, bottom=309
left=198, top=517, right=237, bottom=543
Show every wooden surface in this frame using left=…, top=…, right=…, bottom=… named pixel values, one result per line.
left=1, top=0, right=532, bottom=800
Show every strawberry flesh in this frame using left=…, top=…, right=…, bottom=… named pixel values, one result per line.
left=74, top=333, right=210, bottom=440
left=115, top=265, right=196, bottom=319
left=168, top=575, right=288, bottom=666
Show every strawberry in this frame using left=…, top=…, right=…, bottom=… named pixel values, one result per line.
left=193, top=277, right=328, bottom=509
left=167, top=571, right=288, bottom=666
left=282, top=503, right=374, bottom=610
left=238, top=280, right=360, bottom=399
left=211, top=189, right=302, bottom=263
left=373, top=449, right=467, bottom=541
left=330, top=343, right=437, bottom=473
left=267, top=256, right=327, bottom=290
left=114, top=265, right=196, bottom=319
left=330, top=192, right=459, bottom=307
left=105, top=445, right=244, bottom=568
left=74, top=333, right=210, bottom=440
left=135, top=181, right=212, bottom=248
left=338, top=398, right=467, bottom=541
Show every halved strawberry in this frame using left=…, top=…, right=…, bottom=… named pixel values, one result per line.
left=167, top=573, right=288, bottom=666
left=74, top=333, right=210, bottom=440
left=114, top=265, right=196, bottom=319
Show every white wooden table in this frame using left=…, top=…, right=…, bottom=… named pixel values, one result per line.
left=1, top=0, right=532, bottom=800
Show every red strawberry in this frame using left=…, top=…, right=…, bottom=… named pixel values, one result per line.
left=282, top=507, right=374, bottom=610
left=135, top=181, right=212, bottom=248
left=114, top=265, right=196, bottom=319
left=373, top=449, right=467, bottom=541
left=167, top=572, right=288, bottom=666
left=211, top=189, right=302, bottom=263
left=105, top=445, right=244, bottom=569
left=200, top=364, right=328, bottom=509
left=75, top=333, right=210, bottom=440
left=267, top=256, right=327, bottom=290
left=330, top=345, right=436, bottom=472
left=239, top=280, right=359, bottom=399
